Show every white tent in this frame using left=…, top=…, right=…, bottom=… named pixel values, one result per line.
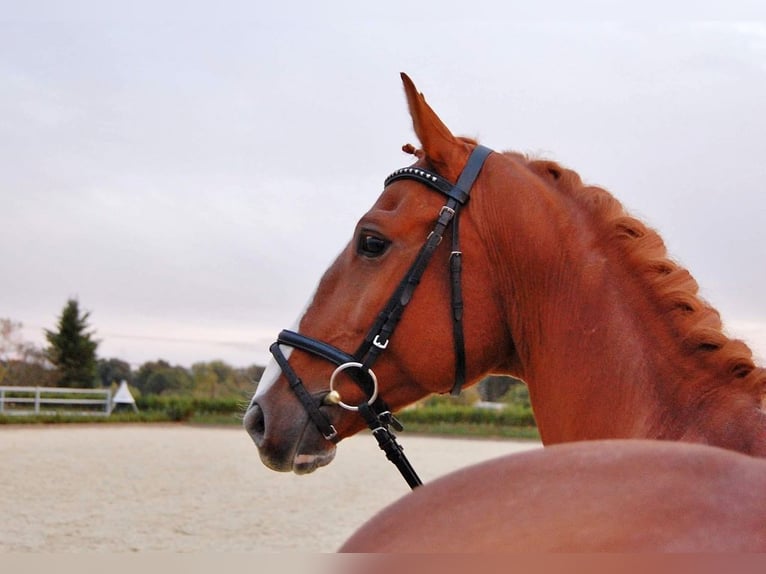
left=110, top=380, right=138, bottom=413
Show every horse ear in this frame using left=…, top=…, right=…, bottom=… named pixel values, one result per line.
left=400, top=73, right=469, bottom=179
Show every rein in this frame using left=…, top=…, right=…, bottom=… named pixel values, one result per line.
left=269, top=145, right=493, bottom=489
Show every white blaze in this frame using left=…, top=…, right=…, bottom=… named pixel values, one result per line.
left=253, top=291, right=316, bottom=399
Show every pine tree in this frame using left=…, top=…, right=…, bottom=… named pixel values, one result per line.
left=45, top=299, right=99, bottom=388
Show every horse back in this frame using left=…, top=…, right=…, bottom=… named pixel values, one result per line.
left=339, top=439, right=766, bottom=552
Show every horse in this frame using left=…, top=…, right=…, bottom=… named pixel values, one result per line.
left=244, top=73, right=766, bottom=476
left=338, top=439, right=766, bottom=552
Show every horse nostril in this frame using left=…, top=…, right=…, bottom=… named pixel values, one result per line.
left=244, top=403, right=266, bottom=445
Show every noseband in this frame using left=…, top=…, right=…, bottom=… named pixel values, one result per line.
left=269, top=145, right=493, bottom=489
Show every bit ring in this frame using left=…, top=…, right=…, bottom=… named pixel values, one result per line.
left=328, top=362, right=379, bottom=411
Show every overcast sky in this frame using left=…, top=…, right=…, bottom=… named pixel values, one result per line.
left=2, top=2, right=766, bottom=369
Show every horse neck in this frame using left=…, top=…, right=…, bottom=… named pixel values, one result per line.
left=475, top=158, right=766, bottom=454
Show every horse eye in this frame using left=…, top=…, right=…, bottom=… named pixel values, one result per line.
left=358, top=234, right=390, bottom=258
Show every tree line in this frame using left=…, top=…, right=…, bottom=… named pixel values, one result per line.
left=0, top=299, right=264, bottom=399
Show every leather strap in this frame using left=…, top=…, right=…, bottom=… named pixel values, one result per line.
left=359, top=403, right=422, bottom=488
left=446, top=145, right=492, bottom=394
left=270, top=341, right=338, bottom=442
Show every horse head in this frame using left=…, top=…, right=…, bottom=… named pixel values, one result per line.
left=244, top=74, right=521, bottom=474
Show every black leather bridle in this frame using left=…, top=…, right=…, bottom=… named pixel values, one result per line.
left=269, top=145, right=493, bottom=489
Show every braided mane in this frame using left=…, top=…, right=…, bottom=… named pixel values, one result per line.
left=524, top=156, right=766, bottom=396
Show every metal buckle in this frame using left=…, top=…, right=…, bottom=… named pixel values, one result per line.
left=323, top=425, right=339, bottom=441
left=373, top=334, right=389, bottom=349
left=439, top=205, right=456, bottom=218
left=426, top=231, right=443, bottom=245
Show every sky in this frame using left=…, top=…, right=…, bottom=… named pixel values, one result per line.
left=2, top=2, right=766, bottom=369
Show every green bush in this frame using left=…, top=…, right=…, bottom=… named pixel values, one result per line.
left=397, top=403, right=536, bottom=428
left=135, top=396, right=245, bottom=421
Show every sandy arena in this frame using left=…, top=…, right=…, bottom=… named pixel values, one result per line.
left=0, top=424, right=540, bottom=552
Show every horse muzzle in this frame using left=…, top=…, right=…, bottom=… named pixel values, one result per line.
left=244, top=398, right=337, bottom=474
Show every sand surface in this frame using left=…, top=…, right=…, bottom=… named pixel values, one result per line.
left=0, top=424, right=540, bottom=552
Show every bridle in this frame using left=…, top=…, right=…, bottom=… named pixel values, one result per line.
left=269, top=145, right=493, bottom=489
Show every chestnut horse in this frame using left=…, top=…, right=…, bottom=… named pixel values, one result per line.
left=244, top=73, right=766, bottom=476
left=339, top=439, right=766, bottom=552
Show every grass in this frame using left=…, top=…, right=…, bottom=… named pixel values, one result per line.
left=0, top=411, right=538, bottom=440
left=0, top=394, right=539, bottom=440
left=0, top=411, right=242, bottom=426
left=0, top=411, right=168, bottom=425
left=398, top=421, right=540, bottom=440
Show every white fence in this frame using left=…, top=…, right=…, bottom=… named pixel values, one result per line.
left=0, top=386, right=112, bottom=416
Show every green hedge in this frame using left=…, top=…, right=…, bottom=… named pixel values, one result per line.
left=397, top=403, right=536, bottom=427
left=133, top=396, right=537, bottom=427
left=0, top=394, right=538, bottom=435
left=135, top=396, right=246, bottom=421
